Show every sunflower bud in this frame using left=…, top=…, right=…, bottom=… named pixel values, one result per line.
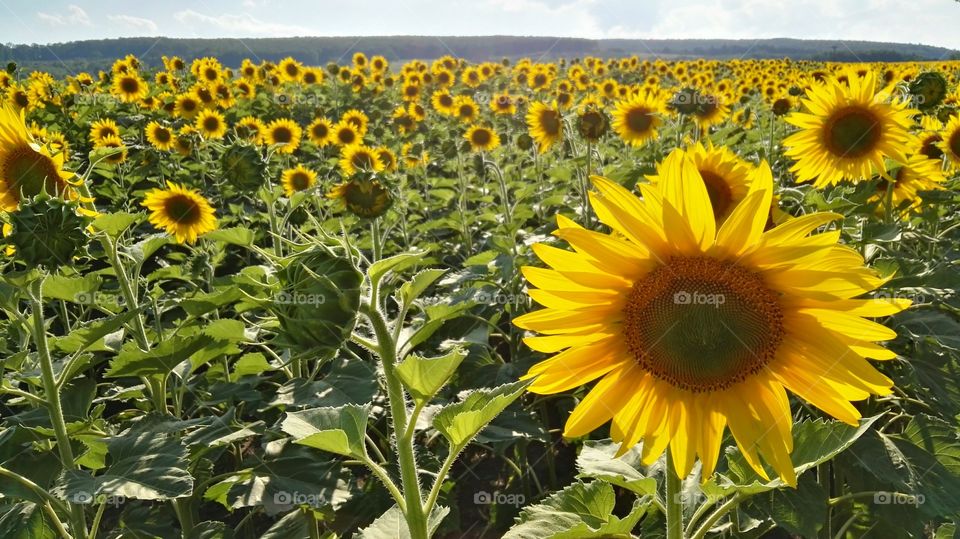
left=327, top=174, right=393, bottom=219
left=909, top=72, right=948, bottom=112
left=273, top=247, right=362, bottom=355
left=221, top=144, right=266, bottom=191
left=577, top=109, right=609, bottom=142
left=6, top=196, right=90, bottom=269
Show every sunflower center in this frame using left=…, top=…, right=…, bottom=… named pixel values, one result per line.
left=120, top=77, right=139, bottom=94
left=622, top=256, right=784, bottom=392
left=154, top=128, right=171, bottom=143
left=163, top=194, right=203, bottom=226
left=824, top=106, right=881, bottom=158
left=539, top=109, right=561, bottom=135
left=920, top=134, right=943, bottom=160
left=471, top=129, right=492, bottom=146
left=625, top=107, right=653, bottom=133
left=290, top=172, right=311, bottom=191
left=699, top=170, right=734, bottom=219
left=2, top=144, right=65, bottom=201
left=338, top=129, right=356, bottom=145
left=950, top=130, right=960, bottom=158
left=312, top=124, right=328, bottom=138
left=272, top=127, right=292, bottom=143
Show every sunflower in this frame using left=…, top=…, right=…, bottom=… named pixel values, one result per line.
left=327, top=177, right=392, bottom=218
left=97, top=135, right=128, bottom=165
left=339, top=144, right=385, bottom=176
left=332, top=121, right=360, bottom=146
left=526, top=101, right=563, bottom=152
left=784, top=71, right=916, bottom=187
left=89, top=118, right=120, bottom=146
left=0, top=103, right=76, bottom=211
left=307, top=117, right=333, bottom=147
left=235, top=116, right=266, bottom=143
left=174, top=127, right=197, bottom=156
left=264, top=119, right=302, bottom=154
left=111, top=73, right=148, bottom=103
left=174, top=94, right=202, bottom=120
left=142, top=182, right=217, bottom=244
left=281, top=165, right=318, bottom=196
left=940, top=115, right=960, bottom=169
left=278, top=57, right=303, bottom=83
left=465, top=125, right=501, bottom=152
left=491, top=93, right=516, bottom=115
left=431, top=91, right=457, bottom=115
left=514, top=148, right=910, bottom=486
left=340, top=109, right=369, bottom=136
left=145, top=121, right=175, bottom=151
left=195, top=110, right=227, bottom=140
left=376, top=147, right=398, bottom=172
left=401, top=142, right=429, bottom=169
left=453, top=95, right=480, bottom=124
left=871, top=154, right=947, bottom=215
left=647, top=143, right=754, bottom=224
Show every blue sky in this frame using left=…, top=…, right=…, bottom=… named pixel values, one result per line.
left=1, top=0, right=958, bottom=49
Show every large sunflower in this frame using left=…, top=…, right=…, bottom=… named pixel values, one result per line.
left=526, top=101, right=563, bottom=152
left=142, top=182, right=217, bottom=244
left=647, top=142, right=753, bottom=224
left=611, top=92, right=664, bottom=147
left=0, top=103, right=76, bottom=211
left=784, top=71, right=915, bottom=187
left=514, top=148, right=909, bottom=485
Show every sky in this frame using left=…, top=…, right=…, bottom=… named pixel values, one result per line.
left=1, top=0, right=958, bottom=50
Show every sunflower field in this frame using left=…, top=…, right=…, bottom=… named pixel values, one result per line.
left=0, top=52, right=959, bottom=539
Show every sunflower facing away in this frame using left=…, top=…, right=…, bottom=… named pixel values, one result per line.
left=0, top=103, right=76, bottom=211
left=514, top=147, right=910, bottom=485
left=784, top=71, right=916, bottom=187
left=142, top=182, right=217, bottom=244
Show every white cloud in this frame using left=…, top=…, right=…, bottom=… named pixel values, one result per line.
left=107, top=15, right=159, bottom=34
left=36, top=4, right=91, bottom=27
left=172, top=9, right=314, bottom=36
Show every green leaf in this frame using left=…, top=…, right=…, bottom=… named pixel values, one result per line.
left=105, top=335, right=214, bottom=377
left=52, top=309, right=142, bottom=355
left=357, top=504, right=450, bottom=539
left=0, top=503, right=58, bottom=539
left=260, top=509, right=309, bottom=539
left=42, top=273, right=101, bottom=303
left=504, top=481, right=647, bottom=539
left=233, top=353, right=274, bottom=377
left=282, top=404, right=370, bottom=458
left=205, top=227, right=255, bottom=247
left=396, top=347, right=466, bottom=403
left=575, top=439, right=658, bottom=496
left=433, top=381, right=528, bottom=448
left=397, top=268, right=447, bottom=307
left=53, top=432, right=193, bottom=501
left=747, top=474, right=827, bottom=538
left=892, top=309, right=960, bottom=351
left=368, top=251, right=426, bottom=290
left=91, top=212, right=140, bottom=237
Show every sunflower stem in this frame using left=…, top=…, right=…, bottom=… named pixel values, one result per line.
left=364, top=303, right=429, bottom=539
left=664, top=452, right=684, bottom=539
left=29, top=276, right=89, bottom=538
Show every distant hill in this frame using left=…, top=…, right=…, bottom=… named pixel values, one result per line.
left=2, top=36, right=958, bottom=75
